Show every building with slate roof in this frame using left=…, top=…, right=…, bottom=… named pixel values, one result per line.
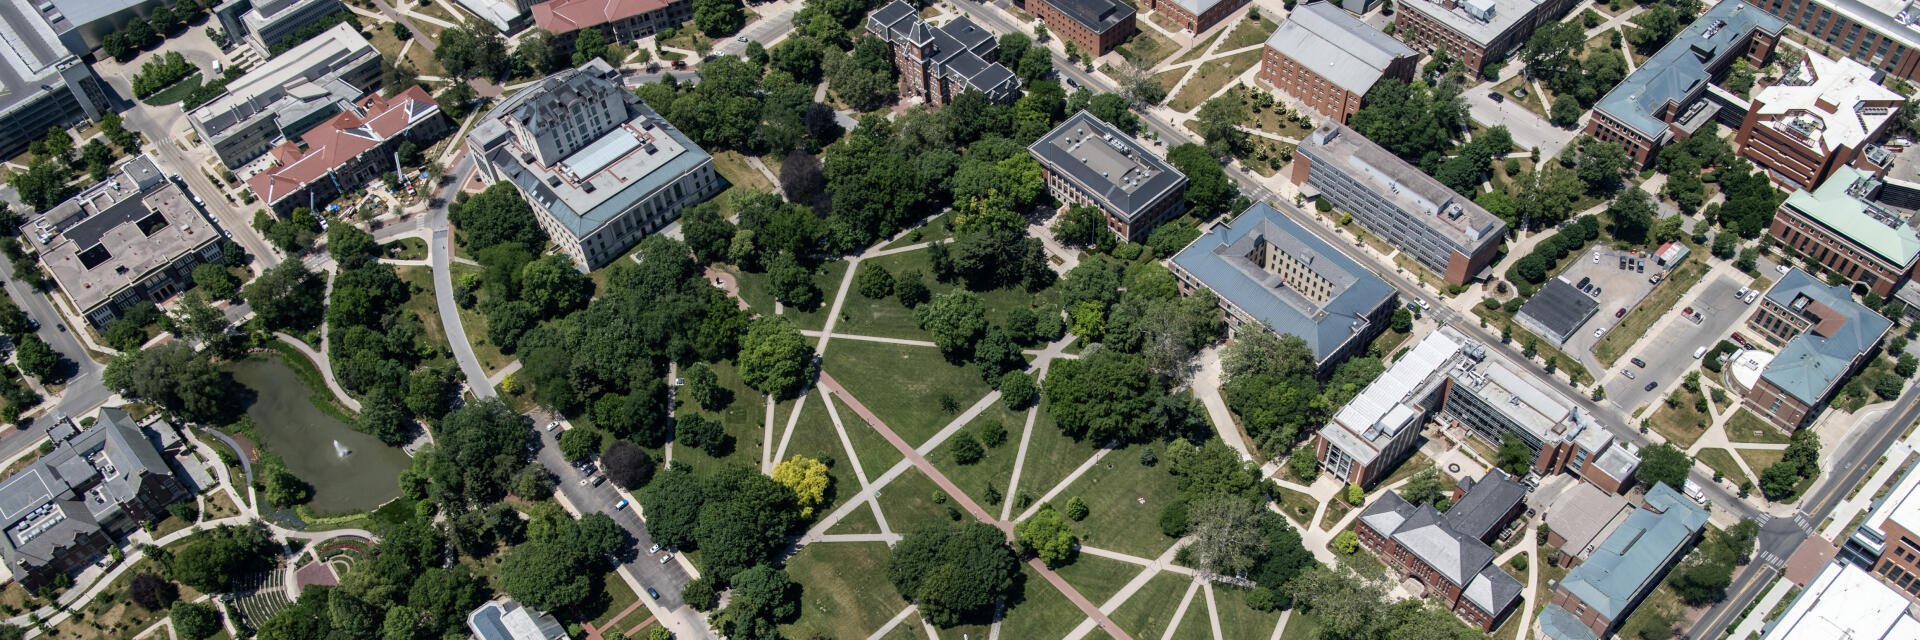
left=1353, top=469, right=1526, bottom=630
left=1393, top=0, right=1584, bottom=71
left=468, top=58, right=721, bottom=269
left=1587, top=1, right=1786, bottom=167
left=0, top=0, right=111, bottom=162
left=866, top=1, right=1021, bottom=107
left=1539, top=483, right=1709, bottom=640
left=1516, top=277, right=1602, bottom=345
left=1033, top=110, right=1190, bottom=242
left=1294, top=123, right=1507, bottom=285
left=1024, top=0, right=1139, bottom=56
left=1259, top=3, right=1417, bottom=125
left=1741, top=268, right=1892, bottom=430
left=1734, top=45, right=1903, bottom=191
left=185, top=23, right=383, bottom=169
left=1170, top=202, right=1394, bottom=376
left=466, top=597, right=570, bottom=640
left=246, top=85, right=448, bottom=215
left=1315, top=325, right=1642, bottom=491
left=1768, top=166, right=1920, bottom=296
left=0, top=408, right=188, bottom=590
left=531, top=0, right=693, bottom=44
left=21, top=156, right=227, bottom=329
left=1141, top=0, right=1250, bottom=34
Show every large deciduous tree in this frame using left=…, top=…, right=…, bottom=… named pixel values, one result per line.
left=887, top=522, right=1020, bottom=627
left=737, top=316, right=817, bottom=398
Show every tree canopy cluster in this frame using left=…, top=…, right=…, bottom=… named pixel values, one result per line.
left=888, top=522, right=1021, bottom=627
left=1503, top=215, right=1601, bottom=291
left=1287, top=566, right=1482, bottom=640
left=101, top=0, right=210, bottom=62
left=323, top=224, right=456, bottom=445
left=1667, top=518, right=1757, bottom=607
left=252, top=512, right=492, bottom=640
left=639, top=465, right=803, bottom=581
left=1351, top=80, right=1468, bottom=163
left=1759, top=428, right=1821, bottom=500
left=1219, top=331, right=1387, bottom=456
left=1519, top=23, right=1629, bottom=125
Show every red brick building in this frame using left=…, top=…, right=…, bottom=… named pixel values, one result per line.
left=1026, top=0, right=1138, bottom=56
left=1587, top=1, right=1784, bottom=168
left=1732, top=47, right=1902, bottom=191
left=1739, top=269, right=1892, bottom=431
left=1766, top=166, right=1920, bottom=298
left=1141, top=0, right=1248, bottom=35
left=1353, top=471, right=1526, bottom=630
left=866, top=0, right=1021, bottom=106
left=1839, top=458, right=1920, bottom=603
left=1258, top=2, right=1418, bottom=125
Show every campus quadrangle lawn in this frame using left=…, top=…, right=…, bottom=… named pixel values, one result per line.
left=780, top=542, right=909, bottom=639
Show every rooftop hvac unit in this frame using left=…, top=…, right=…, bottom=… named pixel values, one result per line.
left=581, top=182, right=596, bottom=193
left=547, top=175, right=561, bottom=187
left=1463, top=0, right=1496, bottom=21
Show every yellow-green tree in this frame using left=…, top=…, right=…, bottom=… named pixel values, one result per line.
left=772, top=455, right=831, bottom=517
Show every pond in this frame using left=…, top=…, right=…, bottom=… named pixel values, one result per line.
left=227, top=356, right=412, bottom=515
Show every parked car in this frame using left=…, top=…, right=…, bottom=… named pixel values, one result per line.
left=1636, top=261, right=1645, bottom=273
left=1491, top=92, right=1504, bottom=103
left=614, top=499, right=629, bottom=510
left=659, top=551, right=674, bottom=564
left=1593, top=327, right=1607, bottom=338
left=1693, top=346, right=1709, bottom=359
left=545, top=421, right=560, bottom=431
left=1621, top=369, right=1636, bottom=380
left=1731, top=333, right=1752, bottom=348
left=1736, top=287, right=1750, bottom=299
left=1577, top=276, right=1591, bottom=289
left=1631, top=357, right=1647, bottom=368
left=1682, top=306, right=1694, bottom=316
left=1644, top=381, right=1659, bottom=391
left=1615, top=308, right=1626, bottom=318
left=649, top=543, right=663, bottom=554
left=648, top=587, right=661, bottom=600
left=1776, top=264, right=1792, bottom=275
left=1745, top=289, right=1759, bottom=303
left=1591, top=252, right=1599, bottom=264
left=579, top=475, right=603, bottom=487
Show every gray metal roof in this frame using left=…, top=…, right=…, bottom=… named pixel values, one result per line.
left=0, top=408, right=180, bottom=577
left=1445, top=469, right=1525, bottom=542
left=1045, top=0, right=1135, bottom=33
left=1758, top=269, right=1893, bottom=404
left=1551, top=483, right=1708, bottom=623
left=1464, top=563, right=1523, bottom=614
left=1517, top=277, right=1601, bottom=340
left=1356, top=475, right=1520, bottom=617
left=1031, top=111, right=1188, bottom=222
left=1297, top=123, right=1506, bottom=252
left=466, top=598, right=569, bottom=640
left=0, top=0, right=81, bottom=116
left=1265, top=3, right=1416, bottom=97
left=1593, top=1, right=1786, bottom=139
left=1170, top=203, right=1395, bottom=366
left=866, top=0, right=1020, bottom=99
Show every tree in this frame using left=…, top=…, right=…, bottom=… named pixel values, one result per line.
left=103, top=342, right=233, bottom=423
left=998, top=32, right=1031, bottom=71
left=769, top=37, right=825, bottom=83
left=603, top=441, right=655, bottom=490
left=856, top=262, right=894, bottom=299
left=1166, top=144, right=1235, bottom=217
left=557, top=427, right=606, bottom=461
left=772, top=455, right=831, bottom=517
left=1351, top=80, right=1465, bottom=161
left=694, top=0, right=745, bottom=36
left=1333, top=530, right=1359, bottom=554
left=1194, top=96, right=1250, bottom=158
left=948, top=432, right=984, bottom=465
left=887, top=523, right=1019, bottom=627
left=1186, top=495, right=1268, bottom=575
left=1000, top=370, right=1037, bottom=409
left=767, top=253, right=822, bottom=308
left=1390, top=308, right=1413, bottom=333
left=244, top=260, right=326, bottom=331
left=170, top=602, right=222, bottom=640
left=915, top=291, right=988, bottom=362
left=737, top=317, right=817, bottom=398
left=192, top=262, right=238, bottom=300
left=1017, top=505, right=1077, bottom=566
left=519, top=254, right=591, bottom=317
left=1609, top=187, right=1657, bottom=244
left=1636, top=442, right=1691, bottom=490
left=434, top=20, right=509, bottom=80
left=1495, top=432, right=1533, bottom=476
left=13, top=159, right=74, bottom=212
left=357, top=396, right=412, bottom=446
left=1401, top=467, right=1445, bottom=506
left=1550, top=94, right=1583, bottom=126
left=129, top=573, right=179, bottom=610
left=451, top=182, right=545, bottom=252
left=694, top=467, right=801, bottom=578
left=170, top=523, right=278, bottom=593
left=675, top=414, right=729, bottom=456
left=1629, top=3, right=1684, bottom=51
left=713, top=565, right=799, bottom=639
left=1044, top=350, right=1159, bottom=443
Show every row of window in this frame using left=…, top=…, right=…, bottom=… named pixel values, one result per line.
left=1877, top=556, right=1920, bottom=596
left=1776, top=219, right=1892, bottom=287
left=1765, top=0, right=1907, bottom=73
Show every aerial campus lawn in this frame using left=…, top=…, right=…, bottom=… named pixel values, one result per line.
left=1013, top=402, right=1102, bottom=502
left=828, top=391, right=905, bottom=475
left=823, top=500, right=881, bottom=535
left=1052, top=552, right=1142, bottom=608
left=780, top=541, right=910, bottom=639
left=670, top=360, right=771, bottom=477
left=830, top=247, right=1064, bottom=341
left=1647, top=385, right=1712, bottom=449
left=1695, top=448, right=1752, bottom=486
left=1108, top=572, right=1192, bottom=637
left=724, top=258, right=848, bottom=332
left=1214, top=584, right=1285, bottom=639
left=1167, top=50, right=1264, bottom=112
left=1724, top=408, right=1792, bottom=445
left=772, top=392, right=862, bottom=517
left=872, top=466, right=972, bottom=533
left=926, top=403, right=1029, bottom=509
left=821, top=338, right=996, bottom=447
left=1050, top=442, right=1183, bottom=558
left=1000, top=564, right=1086, bottom=639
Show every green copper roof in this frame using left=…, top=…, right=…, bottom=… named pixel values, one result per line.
left=1782, top=166, right=1920, bottom=268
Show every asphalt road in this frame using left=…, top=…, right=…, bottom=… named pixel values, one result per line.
left=531, top=415, right=695, bottom=610
left=1460, top=79, right=1577, bottom=161
left=714, top=2, right=799, bottom=57
left=0, top=272, right=110, bottom=457
left=428, top=155, right=490, bottom=395
left=1602, top=272, right=1748, bottom=412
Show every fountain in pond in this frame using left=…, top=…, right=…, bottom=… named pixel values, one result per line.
left=333, top=440, right=350, bottom=458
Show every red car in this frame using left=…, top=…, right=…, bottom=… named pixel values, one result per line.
left=1731, top=333, right=1752, bottom=348
left=1682, top=306, right=1695, bottom=316
left=1615, top=308, right=1626, bottom=318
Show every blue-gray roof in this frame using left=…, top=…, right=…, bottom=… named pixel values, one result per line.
left=1592, top=1, right=1785, bottom=139
left=1759, top=269, right=1893, bottom=404
left=1031, top=111, right=1187, bottom=222
left=1543, top=483, right=1707, bottom=638
left=1171, top=203, right=1395, bottom=366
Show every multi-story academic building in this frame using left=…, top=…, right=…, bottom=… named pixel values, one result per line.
left=1024, top=0, right=1139, bottom=56
left=1734, top=45, right=1903, bottom=190
left=1141, top=0, right=1249, bottom=34
left=1259, top=2, right=1419, bottom=124
left=1030, top=110, right=1189, bottom=242
left=1393, top=0, right=1582, bottom=71
left=185, top=23, right=383, bottom=169
left=1738, top=268, right=1892, bottom=430
left=1768, top=166, right=1920, bottom=297
left=1588, top=1, right=1785, bottom=167
left=1355, top=470, right=1526, bottom=630
left=1753, top=0, right=1920, bottom=80
left=867, top=0, right=1021, bottom=107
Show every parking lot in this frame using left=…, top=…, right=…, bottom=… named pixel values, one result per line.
left=1557, top=247, right=1664, bottom=359
left=1603, top=272, right=1753, bottom=412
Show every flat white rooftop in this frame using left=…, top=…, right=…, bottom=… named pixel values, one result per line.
left=1765, top=562, right=1920, bottom=639
left=1752, top=45, right=1904, bottom=154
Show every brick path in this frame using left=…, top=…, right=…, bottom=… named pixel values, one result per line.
left=818, top=371, right=1135, bottom=640
left=579, top=600, right=650, bottom=640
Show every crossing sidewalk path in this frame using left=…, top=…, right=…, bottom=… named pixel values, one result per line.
left=816, top=371, right=1136, bottom=640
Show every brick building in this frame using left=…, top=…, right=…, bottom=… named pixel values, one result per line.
left=530, top=0, right=693, bottom=44
left=1025, top=0, right=1138, bottom=56
left=1840, top=459, right=1920, bottom=604
left=1030, top=110, right=1189, bottom=241
left=1353, top=470, right=1527, bottom=630
left=246, top=86, right=449, bottom=215
left=1767, top=166, right=1920, bottom=297
left=1739, top=268, right=1892, bottom=430
left=1752, top=0, right=1920, bottom=81
left=1588, top=1, right=1785, bottom=167
left=1259, top=2, right=1419, bottom=124
left=1538, top=483, right=1709, bottom=640
left=866, top=0, right=1021, bottom=106
left=1393, top=0, right=1582, bottom=71
left=1293, top=123, right=1506, bottom=285
left=1141, top=0, right=1249, bottom=34
left=1734, top=45, right=1903, bottom=190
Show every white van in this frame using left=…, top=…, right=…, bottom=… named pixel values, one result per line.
left=1683, top=480, right=1707, bottom=504
left=1692, top=346, right=1708, bottom=359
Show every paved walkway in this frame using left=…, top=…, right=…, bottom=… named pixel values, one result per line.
left=272, top=332, right=362, bottom=412
left=817, top=371, right=1135, bottom=640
